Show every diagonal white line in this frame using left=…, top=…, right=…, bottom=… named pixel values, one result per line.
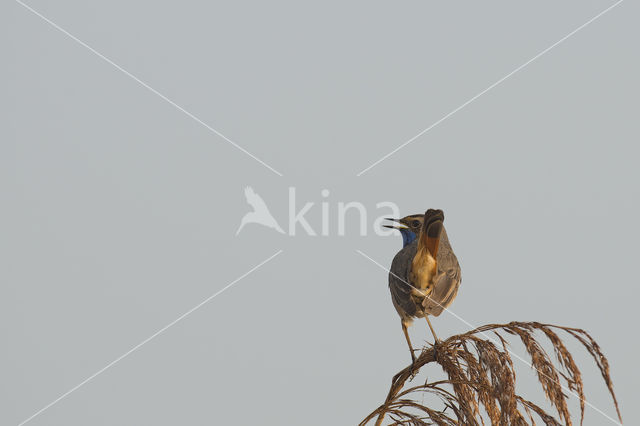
left=356, top=249, right=621, bottom=425
left=356, top=0, right=625, bottom=177
left=18, top=250, right=283, bottom=426
left=14, top=0, right=283, bottom=177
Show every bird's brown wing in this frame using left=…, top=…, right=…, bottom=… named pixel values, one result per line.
left=422, top=230, right=461, bottom=317
left=388, top=242, right=419, bottom=320
left=422, top=268, right=460, bottom=317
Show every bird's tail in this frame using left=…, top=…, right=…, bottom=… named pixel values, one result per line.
left=421, top=209, right=444, bottom=257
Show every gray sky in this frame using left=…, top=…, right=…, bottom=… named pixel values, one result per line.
left=2, top=1, right=638, bottom=425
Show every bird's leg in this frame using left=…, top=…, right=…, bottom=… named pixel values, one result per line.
left=401, top=321, right=417, bottom=365
left=400, top=321, right=420, bottom=380
left=424, top=315, right=439, bottom=343
left=393, top=321, right=419, bottom=384
left=424, top=315, right=441, bottom=360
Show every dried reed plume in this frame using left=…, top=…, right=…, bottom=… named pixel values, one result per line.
left=361, top=322, right=621, bottom=426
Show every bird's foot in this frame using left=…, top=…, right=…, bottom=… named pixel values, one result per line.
left=408, top=360, right=418, bottom=380
left=431, top=339, right=442, bottom=362
left=393, top=353, right=418, bottom=384
left=407, top=351, right=420, bottom=379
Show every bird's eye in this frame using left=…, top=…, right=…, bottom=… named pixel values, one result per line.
left=412, top=220, right=421, bottom=229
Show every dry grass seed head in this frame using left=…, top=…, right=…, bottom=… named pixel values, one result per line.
left=362, top=322, right=620, bottom=426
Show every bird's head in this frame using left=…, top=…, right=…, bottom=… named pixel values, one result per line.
left=384, top=214, right=424, bottom=247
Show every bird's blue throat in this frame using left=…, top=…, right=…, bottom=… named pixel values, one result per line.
left=400, top=228, right=417, bottom=247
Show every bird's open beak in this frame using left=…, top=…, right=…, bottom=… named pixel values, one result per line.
left=383, top=218, right=408, bottom=230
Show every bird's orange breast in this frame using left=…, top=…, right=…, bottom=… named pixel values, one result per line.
left=410, top=247, right=437, bottom=292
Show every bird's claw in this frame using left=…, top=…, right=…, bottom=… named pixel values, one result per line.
left=407, top=351, right=419, bottom=379
left=408, top=360, right=418, bottom=380
left=432, top=339, right=441, bottom=362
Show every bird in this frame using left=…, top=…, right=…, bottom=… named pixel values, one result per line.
left=236, top=186, right=285, bottom=235
left=385, top=209, right=461, bottom=364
